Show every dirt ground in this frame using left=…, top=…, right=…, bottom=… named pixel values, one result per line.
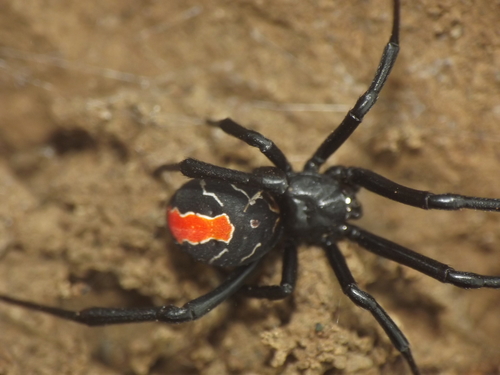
left=1, top=0, right=500, bottom=374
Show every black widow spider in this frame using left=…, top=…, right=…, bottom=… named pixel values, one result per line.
left=1, top=0, right=500, bottom=374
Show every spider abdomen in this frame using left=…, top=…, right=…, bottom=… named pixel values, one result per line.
left=167, top=178, right=281, bottom=267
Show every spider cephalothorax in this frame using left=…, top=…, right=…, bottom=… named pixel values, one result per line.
left=281, top=171, right=362, bottom=241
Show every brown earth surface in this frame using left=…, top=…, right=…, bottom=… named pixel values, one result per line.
left=1, top=1, right=500, bottom=374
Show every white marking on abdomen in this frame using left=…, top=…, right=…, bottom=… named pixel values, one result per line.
left=200, top=180, right=224, bottom=206
left=231, top=184, right=263, bottom=211
left=209, top=248, right=229, bottom=264
left=240, top=243, right=262, bottom=263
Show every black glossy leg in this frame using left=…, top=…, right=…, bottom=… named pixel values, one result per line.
left=209, top=118, right=293, bottom=174
left=239, top=240, right=298, bottom=300
left=322, top=236, right=420, bottom=375
left=343, top=224, right=500, bottom=288
left=329, top=166, right=500, bottom=211
left=0, top=262, right=259, bottom=326
left=155, top=158, right=288, bottom=195
left=304, top=0, right=400, bottom=172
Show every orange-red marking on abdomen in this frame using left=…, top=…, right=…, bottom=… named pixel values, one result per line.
left=167, top=207, right=235, bottom=244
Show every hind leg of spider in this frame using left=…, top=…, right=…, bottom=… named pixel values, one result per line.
left=0, top=261, right=258, bottom=326
left=153, top=117, right=293, bottom=185
left=328, top=166, right=500, bottom=212
left=153, top=158, right=288, bottom=195
left=239, top=240, right=297, bottom=300
left=322, top=235, right=420, bottom=375
left=342, top=224, right=500, bottom=289
left=208, top=118, right=293, bottom=174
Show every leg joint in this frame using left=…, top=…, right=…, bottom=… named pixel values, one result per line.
left=344, top=284, right=376, bottom=310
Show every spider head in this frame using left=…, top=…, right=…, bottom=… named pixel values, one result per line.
left=282, top=172, right=362, bottom=243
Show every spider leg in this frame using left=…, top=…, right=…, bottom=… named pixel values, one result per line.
left=304, top=0, right=400, bottom=172
left=154, top=158, right=288, bottom=195
left=322, top=235, right=420, bottom=375
left=329, top=166, right=500, bottom=211
left=0, top=262, right=258, bottom=326
left=208, top=118, right=293, bottom=174
left=343, top=224, right=500, bottom=288
left=239, top=239, right=297, bottom=300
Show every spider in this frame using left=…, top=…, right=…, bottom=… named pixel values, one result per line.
left=1, top=0, right=500, bottom=374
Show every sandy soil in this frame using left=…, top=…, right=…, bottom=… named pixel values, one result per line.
left=1, top=0, right=500, bottom=374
